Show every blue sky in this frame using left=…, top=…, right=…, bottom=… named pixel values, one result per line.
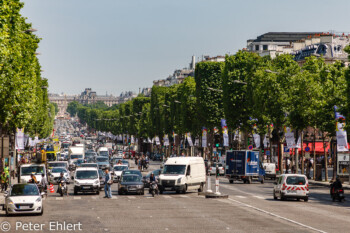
left=21, top=0, right=350, bottom=96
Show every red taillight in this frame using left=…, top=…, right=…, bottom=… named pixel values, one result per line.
left=306, top=184, right=309, bottom=191
left=339, top=189, right=343, bottom=192
left=210, top=167, right=212, bottom=170
left=282, top=183, right=287, bottom=190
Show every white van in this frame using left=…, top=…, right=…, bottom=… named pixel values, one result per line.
left=20, top=164, right=46, bottom=184
left=273, top=174, right=309, bottom=202
left=73, top=167, right=100, bottom=195
left=47, top=161, right=69, bottom=173
left=98, top=147, right=109, bottom=157
left=159, top=157, right=206, bottom=194
left=262, top=162, right=276, bottom=179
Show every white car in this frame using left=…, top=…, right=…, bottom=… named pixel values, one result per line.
left=113, top=165, right=128, bottom=182
left=3, top=184, right=44, bottom=216
left=273, top=174, right=309, bottom=202
left=48, top=167, right=70, bottom=184
left=209, top=163, right=225, bottom=176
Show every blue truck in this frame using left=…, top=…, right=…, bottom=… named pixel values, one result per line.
left=225, top=150, right=265, bottom=184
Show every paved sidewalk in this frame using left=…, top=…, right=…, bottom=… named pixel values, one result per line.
left=309, top=179, right=350, bottom=189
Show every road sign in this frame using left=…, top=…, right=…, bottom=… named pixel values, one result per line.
left=265, top=150, right=270, bottom=156
left=305, top=147, right=310, bottom=152
left=248, top=145, right=253, bottom=150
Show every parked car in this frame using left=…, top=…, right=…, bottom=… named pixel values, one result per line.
left=143, top=169, right=161, bottom=188
left=118, top=175, right=144, bottom=195
left=273, top=174, right=309, bottom=202
left=3, top=184, right=44, bottom=216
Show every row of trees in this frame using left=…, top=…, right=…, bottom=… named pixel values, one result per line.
left=0, top=0, right=55, bottom=139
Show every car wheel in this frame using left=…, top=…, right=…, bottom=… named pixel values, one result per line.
left=281, top=193, right=286, bottom=201
left=182, top=185, right=187, bottom=194
left=118, top=191, right=123, bottom=195
left=39, top=207, right=44, bottom=216
left=198, top=183, right=204, bottom=193
left=5, top=206, right=9, bottom=217
left=304, top=197, right=308, bottom=202
left=74, top=187, right=78, bottom=195
left=229, top=180, right=233, bottom=184
left=176, top=190, right=180, bottom=194
left=297, top=198, right=300, bottom=201
left=273, top=192, right=277, bottom=200
left=96, top=190, right=100, bottom=195
left=260, top=177, right=264, bottom=184
left=247, top=177, right=252, bottom=184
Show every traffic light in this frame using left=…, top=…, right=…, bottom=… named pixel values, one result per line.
left=214, top=134, right=220, bottom=148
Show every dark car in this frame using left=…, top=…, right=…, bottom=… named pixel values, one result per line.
left=98, top=169, right=106, bottom=190
left=153, top=153, right=163, bottom=161
left=96, top=156, right=110, bottom=170
left=143, top=169, right=161, bottom=188
left=121, top=170, right=142, bottom=178
left=118, top=175, right=144, bottom=195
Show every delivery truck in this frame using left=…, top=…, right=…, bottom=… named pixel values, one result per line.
left=225, top=150, right=265, bottom=184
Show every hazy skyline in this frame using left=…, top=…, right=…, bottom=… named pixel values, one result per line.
left=21, top=0, right=350, bottom=96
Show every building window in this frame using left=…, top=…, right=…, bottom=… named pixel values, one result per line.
left=263, top=45, right=268, bottom=51
left=255, top=45, right=260, bottom=51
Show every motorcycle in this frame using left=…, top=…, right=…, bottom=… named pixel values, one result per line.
left=58, top=180, right=67, bottom=197
left=331, top=188, right=345, bottom=202
left=149, top=181, right=158, bottom=197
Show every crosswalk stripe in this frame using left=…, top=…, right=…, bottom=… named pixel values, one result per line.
left=111, top=196, right=117, bottom=199
left=162, top=195, right=172, bottom=199
left=179, top=195, right=189, bottom=198
left=74, top=197, right=81, bottom=200
left=254, top=196, right=264, bottom=199
left=127, top=196, right=136, bottom=199
left=235, top=195, right=246, bottom=199
left=56, top=197, right=63, bottom=200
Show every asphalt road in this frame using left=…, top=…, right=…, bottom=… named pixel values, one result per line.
left=1, top=160, right=349, bottom=233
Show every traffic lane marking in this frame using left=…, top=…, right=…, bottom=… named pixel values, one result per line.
left=224, top=197, right=327, bottom=233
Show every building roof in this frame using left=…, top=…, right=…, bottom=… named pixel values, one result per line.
left=251, top=32, right=323, bottom=43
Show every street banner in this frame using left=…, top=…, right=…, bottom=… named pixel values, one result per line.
left=336, top=122, right=348, bottom=151
left=202, top=127, right=207, bottom=148
left=213, top=127, right=219, bottom=134
left=187, top=133, right=193, bottom=147
left=172, top=131, right=176, bottom=144
left=234, top=130, right=241, bottom=142
left=194, top=138, right=199, bottom=146
left=131, top=136, right=135, bottom=144
left=253, top=134, right=260, bottom=148
left=223, top=126, right=229, bottom=147
left=29, top=137, right=35, bottom=147
left=296, top=135, right=301, bottom=149
left=221, top=119, right=227, bottom=128
left=16, top=128, right=25, bottom=150
left=155, top=136, right=161, bottom=145
left=284, top=127, right=296, bottom=149
left=164, top=134, right=170, bottom=146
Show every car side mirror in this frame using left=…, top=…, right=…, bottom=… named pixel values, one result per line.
left=41, top=192, right=46, bottom=197
left=273, top=182, right=277, bottom=185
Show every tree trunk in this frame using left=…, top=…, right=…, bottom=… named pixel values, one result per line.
left=325, top=138, right=330, bottom=181
left=295, top=131, right=299, bottom=174
left=301, top=131, right=304, bottom=175
left=313, top=127, right=316, bottom=180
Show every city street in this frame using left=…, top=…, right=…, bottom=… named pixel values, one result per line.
left=2, top=160, right=349, bottom=233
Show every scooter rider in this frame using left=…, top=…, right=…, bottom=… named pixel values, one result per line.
left=57, top=172, right=68, bottom=196
left=331, top=176, right=343, bottom=194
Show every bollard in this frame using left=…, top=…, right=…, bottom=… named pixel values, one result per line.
left=206, top=175, right=213, bottom=193
left=215, top=177, right=221, bottom=195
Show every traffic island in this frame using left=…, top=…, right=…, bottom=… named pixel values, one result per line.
left=205, top=193, right=229, bottom=199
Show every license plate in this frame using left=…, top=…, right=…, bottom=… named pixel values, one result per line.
left=19, top=206, right=30, bottom=209
left=340, top=194, right=344, bottom=197
left=287, top=190, right=297, bottom=193
left=82, top=186, right=91, bottom=189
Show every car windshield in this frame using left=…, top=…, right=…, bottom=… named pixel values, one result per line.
left=85, top=153, right=95, bottom=158
left=98, top=170, right=104, bottom=177
left=99, top=151, right=109, bottom=156
left=122, top=175, right=141, bottom=182
left=47, top=153, right=56, bottom=161
left=121, top=160, right=129, bottom=164
left=163, top=165, right=186, bottom=175
left=81, top=164, right=97, bottom=168
left=114, top=166, right=128, bottom=171
left=52, top=168, right=67, bottom=173
left=123, top=170, right=140, bottom=176
left=211, top=163, right=223, bottom=167
left=21, top=166, right=45, bottom=175
left=71, top=155, right=83, bottom=159
left=76, top=170, right=98, bottom=179
left=49, top=163, right=65, bottom=168
left=10, top=184, right=39, bottom=196
left=286, top=176, right=306, bottom=185
left=97, top=157, right=108, bottom=162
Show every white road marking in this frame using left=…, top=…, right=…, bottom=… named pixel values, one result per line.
left=74, top=196, right=81, bottom=200
left=162, top=195, right=172, bottom=199
left=127, top=196, right=136, bottom=199
left=92, top=196, right=99, bottom=200
left=179, top=195, right=189, bottom=198
left=111, top=196, right=117, bottom=199
left=235, top=195, right=246, bottom=199
left=254, top=196, right=264, bottom=199
left=226, top=198, right=327, bottom=233
left=56, top=197, right=63, bottom=200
